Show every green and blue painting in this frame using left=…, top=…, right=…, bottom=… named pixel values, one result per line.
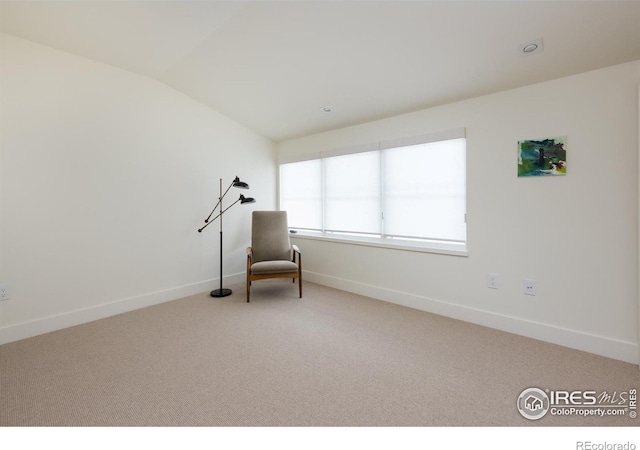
left=518, top=136, right=567, bottom=177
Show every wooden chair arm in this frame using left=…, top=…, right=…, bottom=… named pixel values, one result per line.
left=292, top=244, right=301, bottom=264
left=246, top=247, right=253, bottom=263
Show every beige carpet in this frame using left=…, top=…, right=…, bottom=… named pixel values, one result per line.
left=1, top=280, right=638, bottom=426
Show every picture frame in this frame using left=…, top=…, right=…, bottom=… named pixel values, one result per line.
left=518, top=136, right=567, bottom=177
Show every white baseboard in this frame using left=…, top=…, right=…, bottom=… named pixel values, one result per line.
left=304, top=271, right=639, bottom=365
left=3, top=271, right=637, bottom=365
left=0, top=273, right=245, bottom=346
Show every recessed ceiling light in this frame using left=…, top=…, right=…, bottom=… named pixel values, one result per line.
left=321, top=106, right=332, bottom=113
left=520, top=38, right=543, bottom=56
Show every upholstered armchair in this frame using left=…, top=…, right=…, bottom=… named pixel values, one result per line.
left=246, top=211, right=302, bottom=303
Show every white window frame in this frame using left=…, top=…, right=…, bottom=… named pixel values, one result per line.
left=278, top=128, right=468, bottom=256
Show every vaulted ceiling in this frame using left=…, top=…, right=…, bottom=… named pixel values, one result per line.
left=2, top=1, right=640, bottom=142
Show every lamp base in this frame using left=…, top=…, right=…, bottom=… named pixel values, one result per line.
left=210, top=288, right=232, bottom=298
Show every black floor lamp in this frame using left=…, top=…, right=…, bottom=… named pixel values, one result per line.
left=198, top=176, right=255, bottom=297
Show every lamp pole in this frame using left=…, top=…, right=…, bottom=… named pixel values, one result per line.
left=212, top=178, right=231, bottom=297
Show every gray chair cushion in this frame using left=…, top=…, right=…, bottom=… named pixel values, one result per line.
left=251, top=211, right=292, bottom=263
left=251, top=260, right=299, bottom=275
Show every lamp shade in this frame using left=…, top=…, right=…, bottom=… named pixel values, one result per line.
left=233, top=176, right=249, bottom=189
left=240, top=195, right=255, bottom=204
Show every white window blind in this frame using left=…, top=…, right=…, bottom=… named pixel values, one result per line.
left=279, top=159, right=322, bottom=230
left=324, top=152, right=381, bottom=234
left=383, top=138, right=466, bottom=242
left=279, top=129, right=466, bottom=246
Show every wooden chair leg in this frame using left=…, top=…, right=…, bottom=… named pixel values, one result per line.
left=298, top=256, right=302, bottom=298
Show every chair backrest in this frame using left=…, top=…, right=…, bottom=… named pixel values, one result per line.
left=251, top=211, right=292, bottom=263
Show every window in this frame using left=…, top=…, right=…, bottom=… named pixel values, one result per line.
left=382, top=139, right=466, bottom=242
left=325, top=152, right=381, bottom=235
left=279, top=129, right=466, bottom=253
left=279, top=159, right=322, bottom=230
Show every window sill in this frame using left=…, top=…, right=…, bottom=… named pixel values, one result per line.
left=288, top=230, right=468, bottom=257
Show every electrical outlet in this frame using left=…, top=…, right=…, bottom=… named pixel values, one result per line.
left=0, top=285, right=10, bottom=301
left=524, top=279, right=536, bottom=296
left=487, top=273, right=499, bottom=289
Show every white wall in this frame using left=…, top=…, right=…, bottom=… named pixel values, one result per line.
left=278, top=60, right=640, bottom=364
left=0, top=33, right=276, bottom=342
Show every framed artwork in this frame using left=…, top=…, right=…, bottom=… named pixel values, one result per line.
left=518, top=136, right=567, bottom=177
